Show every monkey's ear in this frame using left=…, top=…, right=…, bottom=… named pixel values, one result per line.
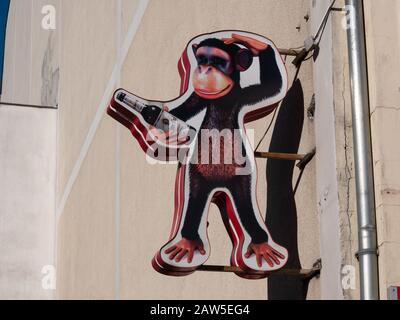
left=192, top=44, right=199, bottom=55
left=236, top=49, right=253, bottom=72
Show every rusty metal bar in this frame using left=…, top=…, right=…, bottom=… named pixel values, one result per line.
left=254, top=151, right=306, bottom=161
left=196, top=264, right=321, bottom=280
left=278, top=48, right=301, bottom=56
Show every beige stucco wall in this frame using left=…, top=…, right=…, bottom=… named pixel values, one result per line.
left=56, top=0, right=320, bottom=299
left=56, top=0, right=118, bottom=206
left=56, top=0, right=121, bottom=299
left=364, top=0, right=400, bottom=300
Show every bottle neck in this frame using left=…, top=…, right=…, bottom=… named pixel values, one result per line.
left=124, top=96, right=145, bottom=112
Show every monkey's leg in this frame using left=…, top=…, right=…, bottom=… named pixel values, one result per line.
left=226, top=175, right=288, bottom=273
left=153, top=166, right=213, bottom=274
left=229, top=175, right=269, bottom=244
left=180, top=186, right=212, bottom=242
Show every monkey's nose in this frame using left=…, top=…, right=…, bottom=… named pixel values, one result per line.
left=199, top=65, right=212, bottom=74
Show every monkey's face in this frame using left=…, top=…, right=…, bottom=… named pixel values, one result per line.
left=192, top=46, right=234, bottom=100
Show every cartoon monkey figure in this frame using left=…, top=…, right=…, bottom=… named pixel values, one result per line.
left=108, top=31, right=289, bottom=278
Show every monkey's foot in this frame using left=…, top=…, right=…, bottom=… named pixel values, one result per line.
left=152, top=237, right=211, bottom=276
left=229, top=240, right=288, bottom=280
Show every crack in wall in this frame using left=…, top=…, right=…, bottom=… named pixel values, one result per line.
left=342, top=62, right=353, bottom=260
left=371, top=106, right=400, bottom=117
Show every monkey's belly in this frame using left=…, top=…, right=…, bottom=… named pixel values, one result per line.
left=194, top=137, right=245, bottom=179
left=196, top=143, right=245, bottom=180
left=196, top=163, right=240, bottom=179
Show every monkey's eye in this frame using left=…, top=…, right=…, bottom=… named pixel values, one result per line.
left=213, top=57, right=228, bottom=69
left=196, top=55, right=207, bottom=65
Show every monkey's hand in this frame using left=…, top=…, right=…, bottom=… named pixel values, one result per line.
left=244, top=242, right=285, bottom=268
left=148, top=105, right=171, bottom=144
left=165, top=238, right=206, bottom=263
left=222, top=33, right=268, bottom=56
left=148, top=105, right=189, bottom=146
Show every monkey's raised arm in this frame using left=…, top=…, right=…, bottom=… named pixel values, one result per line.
left=240, top=46, right=286, bottom=114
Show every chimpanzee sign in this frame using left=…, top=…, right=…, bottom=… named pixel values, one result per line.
left=107, top=30, right=289, bottom=278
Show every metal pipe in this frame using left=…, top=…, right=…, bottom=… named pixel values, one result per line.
left=345, top=0, right=379, bottom=300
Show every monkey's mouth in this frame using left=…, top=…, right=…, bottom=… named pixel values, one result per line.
left=195, top=84, right=232, bottom=97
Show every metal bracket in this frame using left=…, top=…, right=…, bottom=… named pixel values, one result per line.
left=297, top=148, right=316, bottom=170
left=290, top=2, right=346, bottom=67
left=331, top=7, right=347, bottom=12
left=355, top=248, right=379, bottom=261
left=307, top=94, right=316, bottom=120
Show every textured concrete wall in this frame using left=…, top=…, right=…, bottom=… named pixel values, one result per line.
left=311, top=0, right=345, bottom=300
left=0, top=0, right=59, bottom=299
left=55, top=0, right=320, bottom=299
left=312, top=0, right=400, bottom=300
left=331, top=0, right=360, bottom=300
left=312, top=0, right=373, bottom=300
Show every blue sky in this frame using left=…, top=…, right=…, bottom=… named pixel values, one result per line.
left=0, top=0, right=10, bottom=94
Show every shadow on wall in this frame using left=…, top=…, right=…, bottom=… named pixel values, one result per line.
left=266, top=79, right=308, bottom=300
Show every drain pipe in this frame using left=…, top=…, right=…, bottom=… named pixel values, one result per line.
left=345, top=0, right=379, bottom=300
